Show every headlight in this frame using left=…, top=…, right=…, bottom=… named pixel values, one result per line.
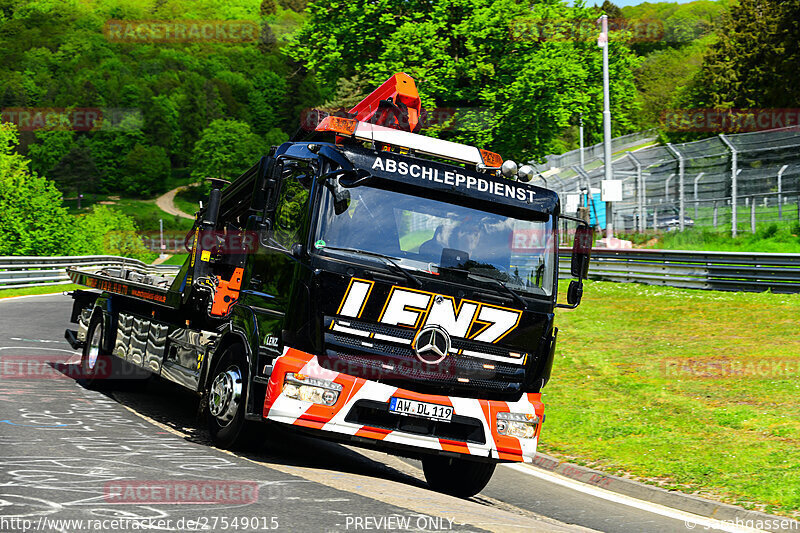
left=282, top=373, right=342, bottom=406
left=496, top=412, right=539, bottom=439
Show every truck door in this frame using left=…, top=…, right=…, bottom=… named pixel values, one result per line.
left=240, top=163, right=314, bottom=362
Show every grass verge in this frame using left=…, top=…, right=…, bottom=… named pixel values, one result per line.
left=173, top=187, right=202, bottom=218
left=160, top=254, right=189, bottom=266
left=543, top=280, right=800, bottom=517
left=0, top=284, right=81, bottom=298
left=620, top=222, right=800, bottom=253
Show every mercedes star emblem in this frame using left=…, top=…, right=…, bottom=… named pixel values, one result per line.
left=413, top=325, right=451, bottom=365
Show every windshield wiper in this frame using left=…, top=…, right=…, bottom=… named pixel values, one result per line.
left=439, top=267, right=528, bottom=310
left=315, top=245, right=422, bottom=288
left=469, top=273, right=528, bottom=310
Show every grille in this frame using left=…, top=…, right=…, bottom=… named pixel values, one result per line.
left=345, top=399, right=486, bottom=444
left=326, top=315, right=527, bottom=361
left=322, top=335, right=524, bottom=399
left=328, top=317, right=416, bottom=341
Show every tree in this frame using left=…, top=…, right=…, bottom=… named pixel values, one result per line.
left=48, top=144, right=100, bottom=198
left=70, top=205, right=151, bottom=260
left=0, top=123, right=151, bottom=258
left=191, top=119, right=270, bottom=183
left=261, top=0, right=278, bottom=16
left=26, top=130, right=77, bottom=177
left=0, top=123, right=75, bottom=256
left=279, top=0, right=307, bottom=13
left=600, top=1, right=623, bottom=20
left=120, top=144, right=172, bottom=197
left=684, top=0, right=800, bottom=109
left=144, top=94, right=181, bottom=155
left=288, top=0, right=641, bottom=159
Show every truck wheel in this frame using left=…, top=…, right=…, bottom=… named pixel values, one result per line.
left=80, top=315, right=113, bottom=388
left=205, top=345, right=256, bottom=449
left=422, top=455, right=496, bottom=498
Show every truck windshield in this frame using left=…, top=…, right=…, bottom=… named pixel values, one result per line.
left=313, top=185, right=556, bottom=298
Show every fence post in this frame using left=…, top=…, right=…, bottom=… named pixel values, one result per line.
left=713, top=201, right=718, bottom=228
left=627, top=152, right=645, bottom=233
left=719, top=134, right=738, bottom=237
left=666, top=144, right=686, bottom=231
left=665, top=173, right=675, bottom=203
left=653, top=206, right=658, bottom=230
left=693, top=172, right=705, bottom=221
left=751, top=198, right=756, bottom=234
left=778, top=164, right=788, bottom=220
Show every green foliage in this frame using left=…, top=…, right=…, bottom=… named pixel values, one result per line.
left=0, top=0, right=306, bottom=198
left=191, top=119, right=277, bottom=182
left=49, top=145, right=101, bottom=196
left=614, top=1, right=733, bottom=132
left=70, top=205, right=152, bottom=259
left=26, top=130, right=77, bottom=176
left=681, top=0, right=800, bottom=111
left=121, top=143, right=171, bottom=197
left=0, top=123, right=151, bottom=259
left=289, top=0, right=641, bottom=160
left=0, top=123, right=74, bottom=256
left=633, top=36, right=713, bottom=128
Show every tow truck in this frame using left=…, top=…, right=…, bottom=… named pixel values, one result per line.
left=64, top=73, right=592, bottom=498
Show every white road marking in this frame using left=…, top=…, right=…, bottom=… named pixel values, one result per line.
left=504, top=463, right=768, bottom=533
left=10, top=338, right=64, bottom=343
left=0, top=347, right=79, bottom=354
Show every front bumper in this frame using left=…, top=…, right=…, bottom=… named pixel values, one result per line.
left=263, top=347, right=544, bottom=462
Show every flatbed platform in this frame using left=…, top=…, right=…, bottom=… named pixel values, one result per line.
left=67, top=263, right=183, bottom=308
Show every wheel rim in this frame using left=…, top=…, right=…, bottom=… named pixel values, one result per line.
left=87, top=325, right=102, bottom=370
left=208, top=365, right=243, bottom=427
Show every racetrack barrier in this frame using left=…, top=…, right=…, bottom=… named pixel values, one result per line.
left=560, top=248, right=800, bottom=293
left=0, top=255, right=180, bottom=290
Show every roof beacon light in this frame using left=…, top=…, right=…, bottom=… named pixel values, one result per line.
left=315, top=116, right=357, bottom=136
left=480, top=149, right=503, bottom=168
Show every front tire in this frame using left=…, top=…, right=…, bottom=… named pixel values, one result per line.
left=205, top=345, right=256, bottom=449
left=422, top=455, right=496, bottom=498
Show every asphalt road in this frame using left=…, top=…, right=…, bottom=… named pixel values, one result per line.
left=0, top=294, right=752, bottom=533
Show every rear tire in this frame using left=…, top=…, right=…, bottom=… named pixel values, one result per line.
left=422, top=455, right=496, bottom=498
left=80, top=315, right=113, bottom=388
left=205, top=345, right=258, bottom=449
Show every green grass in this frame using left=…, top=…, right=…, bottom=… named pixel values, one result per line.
left=0, top=283, right=81, bottom=298
left=160, top=253, right=189, bottom=266
left=173, top=186, right=202, bottom=217
left=173, top=194, right=200, bottom=218
left=65, top=195, right=194, bottom=234
left=544, top=280, right=800, bottom=517
left=619, top=221, right=800, bottom=253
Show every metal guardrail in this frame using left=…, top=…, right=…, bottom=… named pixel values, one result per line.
left=543, top=129, right=658, bottom=171
left=0, top=255, right=181, bottom=290
left=559, top=248, right=800, bottom=293
left=4, top=250, right=798, bottom=294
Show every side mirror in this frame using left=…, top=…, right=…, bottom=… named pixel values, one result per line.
left=321, top=179, right=351, bottom=215
left=257, top=219, right=272, bottom=247
left=570, top=225, right=593, bottom=278
left=566, top=280, right=583, bottom=306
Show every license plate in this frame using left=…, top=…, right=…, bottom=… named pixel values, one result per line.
left=389, top=397, right=453, bottom=422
